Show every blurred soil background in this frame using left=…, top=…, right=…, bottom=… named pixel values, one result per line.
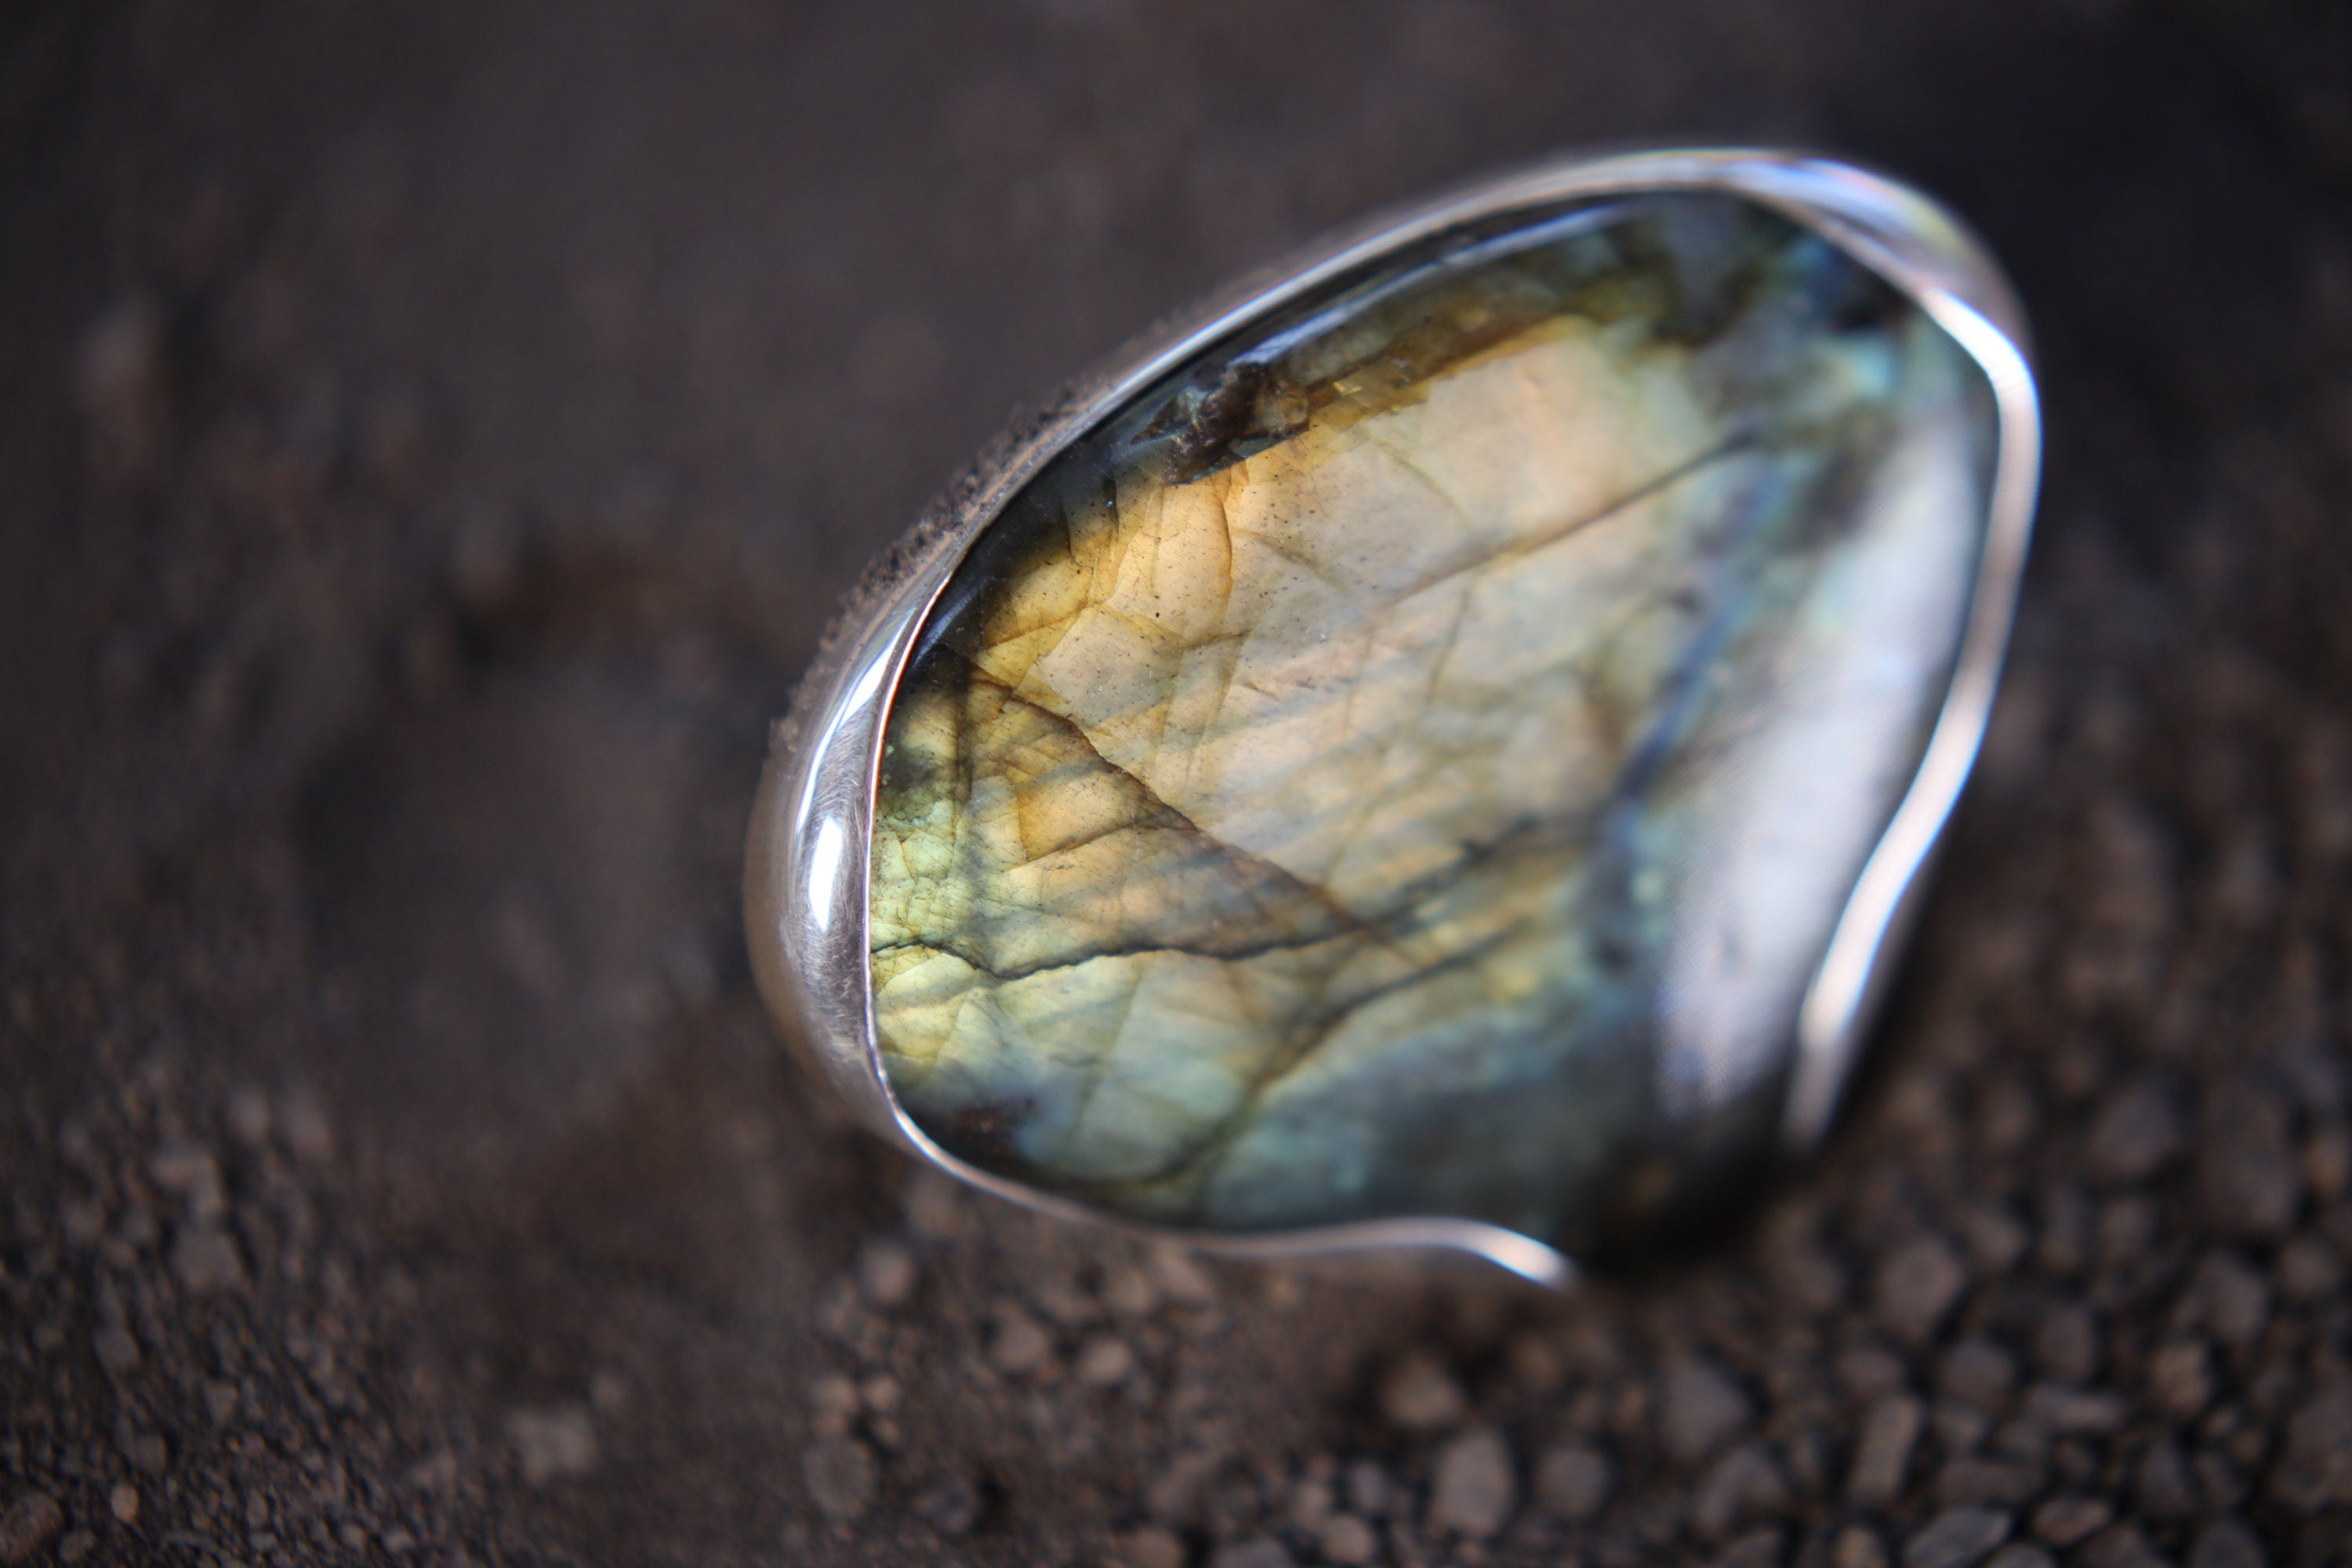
left=5, top=2, right=2352, bottom=1565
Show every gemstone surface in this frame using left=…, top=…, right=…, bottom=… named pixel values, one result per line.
left=867, top=192, right=1996, bottom=1244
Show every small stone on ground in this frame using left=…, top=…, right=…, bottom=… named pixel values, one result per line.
left=1905, top=1507, right=2012, bottom=1568
left=1379, top=1351, right=1468, bottom=1432
left=1427, top=1423, right=1515, bottom=1539
left=801, top=1436, right=878, bottom=1523
left=507, top=1405, right=597, bottom=1484
left=0, top=1495, right=64, bottom=1565
left=1534, top=1441, right=1613, bottom=1520
left=1660, top=1359, right=1754, bottom=1462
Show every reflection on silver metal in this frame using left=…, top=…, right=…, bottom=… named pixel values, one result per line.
left=744, top=147, right=2040, bottom=1288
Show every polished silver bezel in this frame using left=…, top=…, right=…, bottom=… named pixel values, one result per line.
left=745, top=145, right=2041, bottom=1287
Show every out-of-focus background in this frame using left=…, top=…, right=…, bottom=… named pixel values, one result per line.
left=5, top=3, right=2352, bottom=1565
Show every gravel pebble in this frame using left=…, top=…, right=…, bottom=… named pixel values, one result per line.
left=900, top=1173, right=964, bottom=1239
left=2304, top=1127, right=2352, bottom=1200
left=1507, top=1329, right=1566, bottom=1392
left=93, top=1322, right=140, bottom=1374
left=1716, top=1525, right=1788, bottom=1568
left=1692, top=1443, right=1787, bottom=1540
left=1427, top=1423, right=1515, bottom=1539
left=1984, top=1547, right=2056, bottom=1568
left=1534, top=1442, right=1613, bottom=1521
left=913, top=1472, right=983, bottom=1537
left=1849, top=1395, right=1926, bottom=1508
left=169, top=1225, right=245, bottom=1291
left=1101, top=1261, right=1160, bottom=1318
left=2089, top=1080, right=2186, bottom=1181
left=2147, top=1340, right=2214, bottom=1417
left=2021, top=1383, right=2127, bottom=1436
left=2275, top=1236, right=2343, bottom=1300
left=2032, top=1307, right=2101, bottom=1383
left=506, top=1404, right=597, bottom=1483
left=1934, top=1399, right=1992, bottom=1457
left=2100, top=1195, right=2158, bottom=1263
left=2187, top=1519, right=2267, bottom=1568
left=2201, top=1092, right=2299, bottom=1238
left=1116, top=1525, right=1188, bottom=1568
left=1660, top=1359, right=1754, bottom=1462
left=1378, top=1351, right=1468, bottom=1432
left=1148, top=1448, right=1229, bottom=1523
left=989, top=1308, right=1054, bottom=1376
left=2029, top=1495, right=2111, bottom=1547
left=2036, top=1187, right=2091, bottom=1276
left=1875, top=1237, right=1970, bottom=1345
left=801, top=1436, right=878, bottom=1522
left=224, top=1083, right=272, bottom=1147
left=1149, top=1247, right=1218, bottom=1305
left=1076, top=1334, right=1138, bottom=1388
left=1841, top=1345, right=1912, bottom=1402
left=1940, top=1340, right=2019, bottom=1409
left=1345, top=1458, right=1393, bottom=1519
left=2194, top=1446, right=2246, bottom=1512
left=275, top=1085, right=334, bottom=1162
left=2137, top=1438, right=2198, bottom=1518
left=1209, top=1536, right=1296, bottom=1568
left=148, top=1139, right=226, bottom=1221
left=1904, top=1507, right=2013, bottom=1568
left=856, top=1238, right=919, bottom=1308
left=808, top=1372, right=859, bottom=1436
left=1958, top=1205, right=2031, bottom=1274
left=2078, top=1523, right=2174, bottom=1568
left=1834, top=1524, right=1889, bottom=1568
left=1319, top=1513, right=1379, bottom=1566
left=0, top=1494, right=64, bottom=1565
left=2272, top=1387, right=2352, bottom=1511
left=1936, top=1457, right=2039, bottom=1508
left=2177, top=1252, right=2270, bottom=1347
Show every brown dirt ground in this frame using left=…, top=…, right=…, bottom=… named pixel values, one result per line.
left=5, top=2, right=2352, bottom=1565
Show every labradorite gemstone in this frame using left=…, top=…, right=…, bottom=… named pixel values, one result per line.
left=868, top=192, right=1996, bottom=1246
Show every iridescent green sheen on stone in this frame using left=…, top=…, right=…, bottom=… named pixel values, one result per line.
left=868, top=194, right=1997, bottom=1244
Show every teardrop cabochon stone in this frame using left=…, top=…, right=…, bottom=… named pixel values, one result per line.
left=745, top=157, right=2037, bottom=1269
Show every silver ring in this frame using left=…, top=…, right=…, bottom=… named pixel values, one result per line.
left=745, top=145, right=2040, bottom=1287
